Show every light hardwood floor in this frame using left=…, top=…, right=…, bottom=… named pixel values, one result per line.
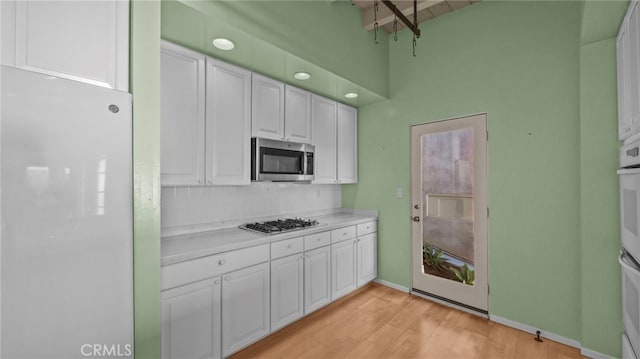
left=231, top=283, right=583, bottom=359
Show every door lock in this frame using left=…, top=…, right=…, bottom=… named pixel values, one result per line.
left=412, top=216, right=420, bottom=222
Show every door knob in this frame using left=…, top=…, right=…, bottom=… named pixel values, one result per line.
left=412, top=216, right=420, bottom=222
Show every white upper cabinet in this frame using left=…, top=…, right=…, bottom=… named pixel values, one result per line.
left=337, top=104, right=358, bottom=184
left=284, top=85, right=312, bottom=144
left=252, top=74, right=285, bottom=140
left=161, top=41, right=206, bottom=186
left=311, top=95, right=338, bottom=184
left=312, top=96, right=358, bottom=184
left=206, top=57, right=252, bottom=186
left=1, top=0, right=129, bottom=91
left=619, top=1, right=640, bottom=141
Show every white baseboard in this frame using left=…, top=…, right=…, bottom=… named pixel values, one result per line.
left=490, top=315, right=581, bottom=348
left=580, top=347, right=611, bottom=359
left=373, top=278, right=410, bottom=293
left=491, top=315, right=614, bottom=358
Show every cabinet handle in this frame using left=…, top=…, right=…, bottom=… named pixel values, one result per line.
left=207, top=180, right=212, bottom=184
left=214, top=279, right=220, bottom=285
left=317, top=238, right=321, bottom=241
left=224, top=276, right=230, bottom=281
left=218, top=259, right=226, bottom=266
left=287, top=244, right=292, bottom=248
left=198, top=180, right=203, bottom=184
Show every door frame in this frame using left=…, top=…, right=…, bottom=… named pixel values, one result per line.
left=409, top=112, right=490, bottom=314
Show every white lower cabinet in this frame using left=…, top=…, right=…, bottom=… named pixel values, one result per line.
left=331, top=239, right=356, bottom=300
left=357, top=233, right=377, bottom=287
left=270, top=254, right=304, bottom=331
left=161, top=220, right=377, bottom=358
left=304, top=245, right=332, bottom=314
left=221, top=262, right=270, bottom=357
left=162, top=277, right=222, bottom=359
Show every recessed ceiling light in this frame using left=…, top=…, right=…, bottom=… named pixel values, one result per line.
left=212, top=38, right=235, bottom=51
left=294, top=72, right=311, bottom=80
left=344, top=92, right=358, bottom=99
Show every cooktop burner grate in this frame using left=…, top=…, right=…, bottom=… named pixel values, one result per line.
left=239, top=218, right=319, bottom=235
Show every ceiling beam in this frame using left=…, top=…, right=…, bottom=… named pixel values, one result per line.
left=360, top=0, right=447, bottom=31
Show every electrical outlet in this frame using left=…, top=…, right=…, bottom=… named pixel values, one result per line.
left=395, top=187, right=404, bottom=199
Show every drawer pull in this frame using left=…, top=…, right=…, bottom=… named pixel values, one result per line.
left=317, top=238, right=321, bottom=241
left=343, top=232, right=347, bottom=236
left=287, top=244, right=292, bottom=248
left=224, top=276, right=230, bottom=281
left=218, top=259, right=226, bottom=266
left=214, top=279, right=220, bottom=285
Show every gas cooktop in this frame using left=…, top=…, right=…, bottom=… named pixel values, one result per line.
left=239, top=217, right=320, bottom=235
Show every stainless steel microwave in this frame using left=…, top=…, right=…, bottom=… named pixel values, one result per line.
left=251, top=137, right=315, bottom=182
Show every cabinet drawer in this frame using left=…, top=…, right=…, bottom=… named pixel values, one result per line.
left=357, top=221, right=376, bottom=236
left=162, top=244, right=269, bottom=290
left=304, top=232, right=331, bottom=251
left=271, top=236, right=304, bottom=259
left=331, top=226, right=357, bottom=243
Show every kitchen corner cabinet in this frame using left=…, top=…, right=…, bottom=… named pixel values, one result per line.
left=312, top=95, right=338, bottom=183
left=357, top=233, right=377, bottom=286
left=337, top=104, right=358, bottom=184
left=206, top=58, right=252, bottom=185
left=161, top=41, right=206, bottom=186
left=1, top=0, right=129, bottom=91
left=161, top=277, right=222, bottom=359
left=252, top=74, right=285, bottom=140
left=221, top=262, right=270, bottom=357
left=618, top=0, right=640, bottom=141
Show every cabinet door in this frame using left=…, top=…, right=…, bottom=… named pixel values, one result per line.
left=206, top=58, right=252, bottom=185
left=161, top=41, right=206, bottom=186
left=629, top=3, right=640, bottom=137
left=331, top=240, right=356, bottom=300
left=619, top=24, right=632, bottom=141
left=221, top=262, right=270, bottom=357
left=162, top=278, right=222, bottom=359
left=270, top=254, right=304, bottom=331
left=284, top=85, right=312, bottom=144
left=357, top=233, right=377, bottom=287
left=304, top=245, right=331, bottom=314
left=337, top=104, right=358, bottom=184
left=1, top=0, right=128, bottom=91
left=311, top=95, right=338, bottom=184
left=252, top=74, right=285, bottom=140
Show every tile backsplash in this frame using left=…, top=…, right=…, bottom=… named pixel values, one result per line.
left=161, top=183, right=342, bottom=231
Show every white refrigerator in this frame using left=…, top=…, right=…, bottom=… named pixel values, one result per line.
left=1, top=66, right=133, bottom=358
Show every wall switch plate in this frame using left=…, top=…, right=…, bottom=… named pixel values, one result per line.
left=395, top=187, right=404, bottom=198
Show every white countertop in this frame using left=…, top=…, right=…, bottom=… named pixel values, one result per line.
left=161, top=209, right=378, bottom=266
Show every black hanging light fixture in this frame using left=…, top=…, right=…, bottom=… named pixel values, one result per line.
left=372, top=0, right=421, bottom=56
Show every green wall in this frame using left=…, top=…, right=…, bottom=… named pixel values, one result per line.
left=131, top=1, right=162, bottom=358
left=579, top=37, right=621, bottom=357
left=343, top=0, right=584, bottom=344
left=135, top=0, right=626, bottom=356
